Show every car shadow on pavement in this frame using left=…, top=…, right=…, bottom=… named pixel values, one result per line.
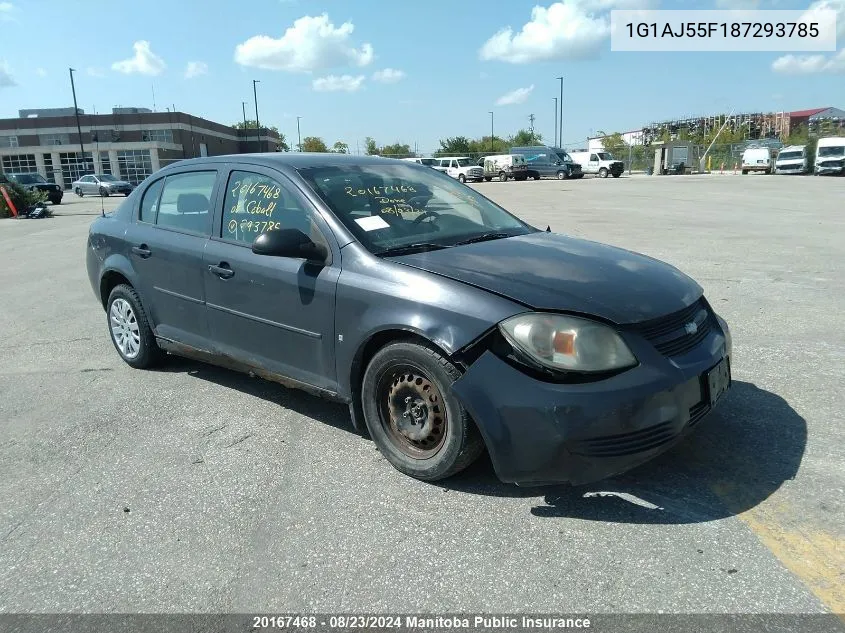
left=157, top=356, right=356, bottom=436
left=440, top=380, right=807, bottom=524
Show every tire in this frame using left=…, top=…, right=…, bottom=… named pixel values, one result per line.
left=458, top=174, right=466, bottom=183
left=599, top=167, right=609, bottom=179
left=75, top=187, right=83, bottom=197
left=99, top=187, right=109, bottom=197
left=106, top=284, right=162, bottom=369
left=499, top=171, right=508, bottom=182
left=361, top=341, right=484, bottom=481
left=742, top=170, right=748, bottom=175
left=612, top=172, right=621, bottom=178
left=50, top=197, right=62, bottom=205
left=484, top=176, right=492, bottom=182
left=533, top=172, right=541, bottom=180
left=556, top=169, right=568, bottom=180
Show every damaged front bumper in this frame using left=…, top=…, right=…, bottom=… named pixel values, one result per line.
left=452, top=319, right=731, bottom=486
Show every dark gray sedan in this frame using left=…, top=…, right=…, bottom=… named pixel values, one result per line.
left=86, top=154, right=732, bottom=485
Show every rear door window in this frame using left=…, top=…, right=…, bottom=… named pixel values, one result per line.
left=154, top=171, right=216, bottom=235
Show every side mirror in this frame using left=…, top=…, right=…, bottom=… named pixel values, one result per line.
left=252, top=228, right=328, bottom=263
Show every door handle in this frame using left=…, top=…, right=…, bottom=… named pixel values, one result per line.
left=208, top=263, right=235, bottom=279
left=131, top=244, right=151, bottom=258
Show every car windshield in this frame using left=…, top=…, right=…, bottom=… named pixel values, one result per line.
left=98, top=174, right=119, bottom=182
left=818, top=146, right=845, bottom=157
left=556, top=152, right=572, bottom=163
left=596, top=152, right=614, bottom=161
left=778, top=151, right=803, bottom=160
left=419, top=158, right=437, bottom=166
left=11, top=173, right=48, bottom=184
left=298, top=163, right=535, bottom=255
left=455, top=158, right=472, bottom=167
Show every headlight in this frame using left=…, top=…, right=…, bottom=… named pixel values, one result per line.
left=499, top=313, right=637, bottom=373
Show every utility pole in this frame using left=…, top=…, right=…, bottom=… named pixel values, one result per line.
left=252, top=80, right=261, bottom=152
left=68, top=68, right=88, bottom=173
left=528, top=113, right=535, bottom=135
left=296, top=117, right=302, bottom=152
left=557, top=76, right=564, bottom=148
left=553, top=98, right=558, bottom=147
left=489, top=111, right=494, bottom=153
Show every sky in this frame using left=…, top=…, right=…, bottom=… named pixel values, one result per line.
left=0, top=0, right=843, bottom=153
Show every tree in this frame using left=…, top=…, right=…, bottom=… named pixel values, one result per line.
left=381, top=143, right=412, bottom=158
left=509, top=128, right=543, bottom=146
left=436, top=136, right=472, bottom=156
left=233, top=120, right=289, bottom=151
left=365, top=137, right=380, bottom=156
left=301, top=136, right=329, bottom=153
left=599, top=132, right=628, bottom=159
left=331, top=141, right=350, bottom=154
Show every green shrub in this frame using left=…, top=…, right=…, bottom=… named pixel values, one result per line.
left=0, top=182, right=47, bottom=218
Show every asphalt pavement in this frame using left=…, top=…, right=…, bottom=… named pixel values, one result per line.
left=0, top=175, right=842, bottom=620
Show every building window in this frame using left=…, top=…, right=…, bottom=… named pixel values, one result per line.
left=59, top=152, right=94, bottom=189
left=43, top=153, right=55, bottom=184
left=142, top=129, right=174, bottom=143
left=117, top=149, right=153, bottom=186
left=99, top=152, right=112, bottom=175
left=1, top=154, right=38, bottom=173
left=40, top=133, right=71, bottom=146
left=0, top=135, right=19, bottom=148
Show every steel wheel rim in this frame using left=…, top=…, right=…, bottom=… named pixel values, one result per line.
left=109, top=298, right=141, bottom=359
left=377, top=364, right=447, bottom=459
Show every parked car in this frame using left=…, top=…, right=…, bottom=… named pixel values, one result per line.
left=774, top=145, right=809, bottom=175
left=401, top=157, right=438, bottom=168
left=483, top=154, right=529, bottom=182
left=72, top=174, right=135, bottom=197
left=86, top=154, right=732, bottom=486
left=1, top=172, right=63, bottom=204
left=570, top=150, right=624, bottom=178
left=509, top=146, right=583, bottom=180
left=740, top=147, right=774, bottom=174
left=814, top=137, right=845, bottom=176
left=433, top=157, right=484, bottom=183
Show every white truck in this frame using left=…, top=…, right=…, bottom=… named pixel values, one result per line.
left=741, top=147, right=774, bottom=174
left=569, top=150, right=624, bottom=178
left=482, top=154, right=529, bottom=182
left=775, top=145, right=809, bottom=174
left=433, top=157, right=484, bottom=183
left=815, top=137, right=845, bottom=176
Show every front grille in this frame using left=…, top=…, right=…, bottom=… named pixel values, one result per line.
left=687, top=400, right=710, bottom=428
left=629, top=299, right=714, bottom=357
left=570, top=421, right=677, bottom=457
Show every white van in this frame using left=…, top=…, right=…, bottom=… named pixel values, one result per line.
left=570, top=150, right=624, bottom=178
left=741, top=147, right=774, bottom=174
left=401, top=157, right=438, bottom=168
left=482, top=154, right=528, bottom=182
left=775, top=145, right=809, bottom=174
left=433, top=157, right=484, bottom=183
left=815, top=137, right=845, bottom=175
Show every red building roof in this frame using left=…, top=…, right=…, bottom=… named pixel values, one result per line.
left=789, top=107, right=829, bottom=118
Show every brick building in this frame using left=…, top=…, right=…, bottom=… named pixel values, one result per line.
left=0, top=107, right=282, bottom=189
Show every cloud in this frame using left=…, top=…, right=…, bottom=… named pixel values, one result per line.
left=0, top=2, right=15, bottom=20
left=772, top=48, right=845, bottom=74
left=0, top=60, right=16, bottom=87
left=770, top=0, right=845, bottom=74
left=86, top=67, right=105, bottom=77
left=371, top=68, right=405, bottom=83
left=184, top=61, right=208, bottom=78
left=496, top=84, right=535, bottom=106
left=111, top=40, right=166, bottom=76
left=312, top=74, right=365, bottom=92
left=36, top=67, right=47, bottom=77
left=479, top=0, right=656, bottom=63
left=235, top=14, right=374, bottom=72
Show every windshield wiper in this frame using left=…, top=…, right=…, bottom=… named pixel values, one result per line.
left=377, top=242, right=451, bottom=257
left=452, top=232, right=514, bottom=246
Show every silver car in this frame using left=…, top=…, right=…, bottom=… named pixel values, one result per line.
left=72, top=174, right=134, bottom=197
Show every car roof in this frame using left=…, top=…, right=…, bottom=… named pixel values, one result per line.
left=157, top=153, right=410, bottom=174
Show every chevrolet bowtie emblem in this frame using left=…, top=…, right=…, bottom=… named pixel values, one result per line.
left=684, top=321, right=698, bottom=335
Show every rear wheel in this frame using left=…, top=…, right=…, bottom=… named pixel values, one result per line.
left=458, top=174, right=466, bottom=183
left=599, top=167, right=609, bottom=178
left=484, top=176, right=492, bottom=182
left=742, top=170, right=748, bottom=175
left=499, top=171, right=508, bottom=182
left=99, top=187, right=109, bottom=197
left=75, top=187, right=83, bottom=197
left=106, top=284, right=162, bottom=369
left=361, top=341, right=484, bottom=481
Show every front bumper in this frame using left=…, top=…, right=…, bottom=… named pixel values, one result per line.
left=816, top=164, right=845, bottom=175
left=452, top=316, right=731, bottom=486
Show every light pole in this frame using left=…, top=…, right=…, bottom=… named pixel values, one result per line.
left=252, top=80, right=261, bottom=152
left=489, top=111, right=494, bottom=154
left=553, top=97, right=558, bottom=147
left=296, top=116, right=302, bottom=152
left=557, top=76, right=564, bottom=148
left=68, top=68, right=88, bottom=173
left=241, top=101, right=249, bottom=151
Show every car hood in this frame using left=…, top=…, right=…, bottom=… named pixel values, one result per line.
left=106, top=180, right=132, bottom=186
left=391, top=232, right=702, bottom=324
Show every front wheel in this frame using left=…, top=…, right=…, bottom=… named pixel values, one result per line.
left=484, top=176, right=492, bottom=182
left=556, top=170, right=568, bottom=180
left=599, top=167, right=609, bottom=178
left=499, top=172, right=508, bottom=182
left=75, top=188, right=83, bottom=197
left=99, top=187, right=109, bottom=197
left=106, top=284, right=162, bottom=369
left=611, top=172, right=621, bottom=178
left=458, top=174, right=466, bottom=183
left=361, top=342, right=484, bottom=481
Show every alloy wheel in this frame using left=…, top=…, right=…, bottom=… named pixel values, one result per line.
left=109, top=298, right=141, bottom=359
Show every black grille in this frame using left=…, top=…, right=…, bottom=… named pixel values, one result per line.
left=687, top=401, right=710, bottom=428
left=629, top=299, right=713, bottom=357
left=570, top=421, right=677, bottom=457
